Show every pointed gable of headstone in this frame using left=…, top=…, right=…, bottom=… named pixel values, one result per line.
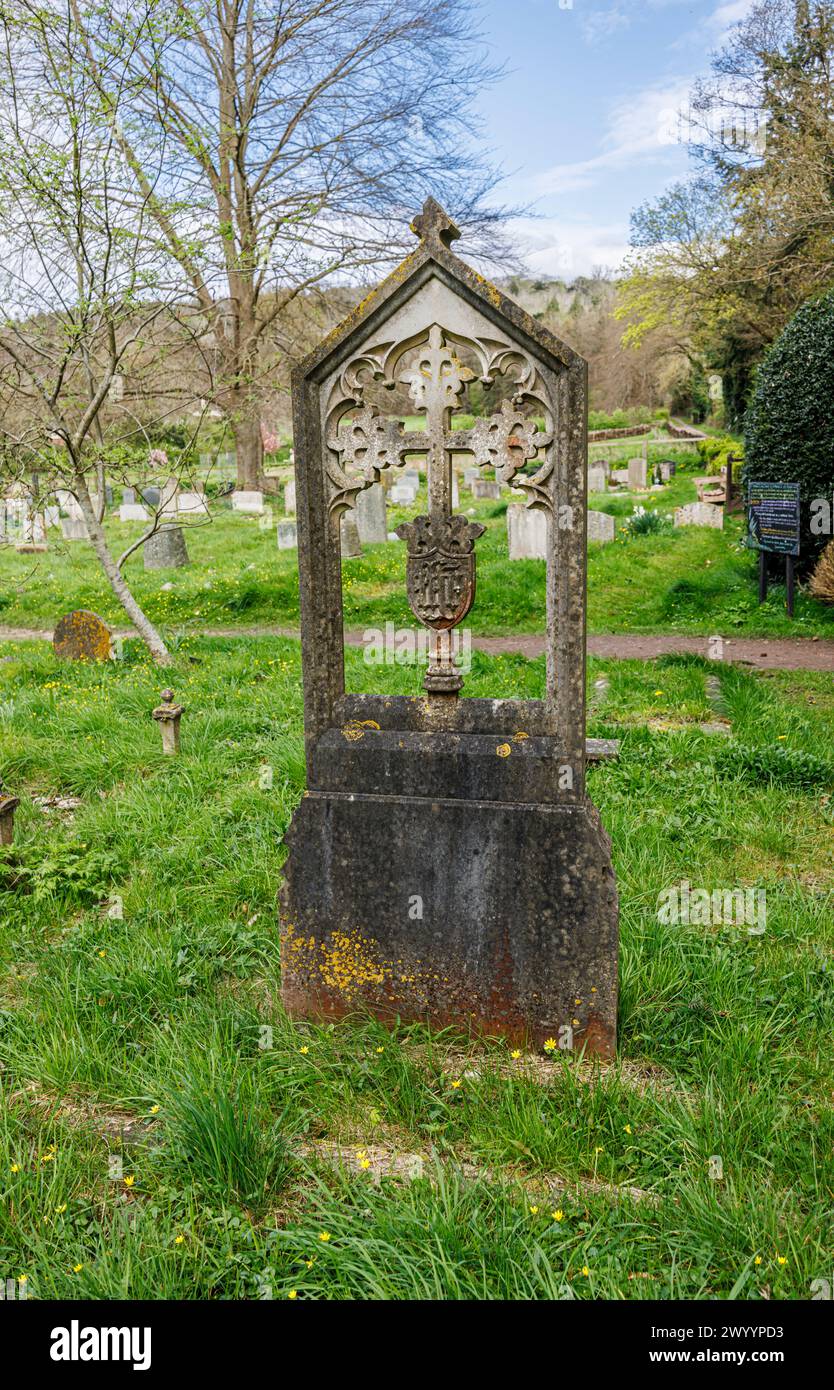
left=280, top=200, right=619, bottom=1057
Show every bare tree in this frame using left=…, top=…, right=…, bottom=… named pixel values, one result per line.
left=0, top=1, right=212, bottom=664
left=69, top=0, right=507, bottom=489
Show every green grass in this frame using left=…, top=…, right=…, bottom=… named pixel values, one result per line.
left=1, top=638, right=832, bottom=1299
left=1, top=466, right=832, bottom=638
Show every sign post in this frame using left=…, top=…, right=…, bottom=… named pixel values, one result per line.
left=746, top=480, right=801, bottom=617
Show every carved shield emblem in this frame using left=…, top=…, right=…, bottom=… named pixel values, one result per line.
left=396, top=514, right=485, bottom=630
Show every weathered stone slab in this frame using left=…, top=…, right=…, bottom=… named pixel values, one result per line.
left=611, top=469, right=629, bottom=484
left=507, top=503, right=546, bottom=560
left=60, top=517, right=88, bottom=541
left=472, top=479, right=501, bottom=501
left=232, top=490, right=265, bottom=513
left=119, top=503, right=149, bottom=522
left=390, top=484, right=417, bottom=504
left=675, top=502, right=724, bottom=529
left=141, top=486, right=161, bottom=508
left=277, top=520, right=298, bottom=549
left=628, top=457, right=647, bottom=489
left=355, top=483, right=387, bottom=543
left=587, top=510, right=615, bottom=544
left=177, top=491, right=209, bottom=515
left=340, top=511, right=362, bottom=557
left=284, top=479, right=296, bottom=514
left=588, top=467, right=607, bottom=493
left=53, top=609, right=113, bottom=662
left=143, top=525, right=190, bottom=569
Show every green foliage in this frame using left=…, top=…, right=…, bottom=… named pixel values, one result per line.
left=715, top=743, right=834, bottom=792
left=1, top=840, right=121, bottom=905
left=697, top=435, right=743, bottom=476
left=744, top=288, right=834, bottom=573
left=621, top=506, right=672, bottom=537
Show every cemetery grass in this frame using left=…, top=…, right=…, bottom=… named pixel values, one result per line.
left=2, top=467, right=833, bottom=640
left=1, top=637, right=833, bottom=1300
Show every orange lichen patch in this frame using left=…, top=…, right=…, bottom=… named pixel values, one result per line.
left=317, top=930, right=392, bottom=997
left=52, top=610, right=113, bottom=662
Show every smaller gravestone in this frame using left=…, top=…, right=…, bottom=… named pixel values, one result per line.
left=675, top=503, right=724, bottom=529
left=53, top=610, right=113, bottom=662
left=141, top=486, right=161, bottom=508
left=120, top=500, right=149, bottom=522
left=611, top=468, right=629, bottom=484
left=177, top=491, right=209, bottom=515
left=588, top=467, right=607, bottom=493
left=340, top=512, right=362, bottom=558
left=355, top=483, right=387, bottom=543
left=390, top=484, right=417, bottom=504
left=587, top=510, right=615, bottom=544
left=277, top=520, right=298, bottom=549
left=122, top=487, right=136, bottom=504
left=472, top=479, right=501, bottom=501
left=464, top=467, right=480, bottom=489
left=144, top=525, right=190, bottom=569
left=658, top=460, right=676, bottom=482
left=507, top=504, right=546, bottom=560
left=628, top=458, right=648, bottom=490
left=160, top=476, right=179, bottom=517
left=284, top=479, right=296, bottom=514
left=61, top=517, right=88, bottom=541
left=402, top=469, right=420, bottom=489
left=232, top=490, right=265, bottom=514
left=152, top=688, right=184, bottom=755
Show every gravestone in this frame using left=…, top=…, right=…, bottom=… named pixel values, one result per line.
left=355, top=482, right=387, bottom=543
left=61, top=517, right=88, bottom=541
left=120, top=501, right=149, bottom=522
left=390, top=483, right=417, bottom=504
left=611, top=468, right=629, bottom=484
left=657, top=460, right=676, bottom=483
left=507, top=503, right=546, bottom=560
left=143, top=525, right=190, bottom=569
left=340, top=511, right=362, bottom=557
left=141, top=486, right=161, bottom=508
left=53, top=609, right=113, bottom=662
left=284, top=479, right=296, bottom=514
left=675, top=502, right=724, bottom=529
left=177, top=491, right=209, bottom=515
left=280, top=198, right=619, bottom=1057
left=628, top=457, right=647, bottom=489
left=122, top=487, right=136, bottom=504
left=587, top=510, right=615, bottom=544
left=588, top=467, right=607, bottom=493
left=160, top=476, right=179, bottom=518
left=232, top=490, right=265, bottom=514
left=472, top=479, right=501, bottom=501
left=277, top=520, right=298, bottom=549
left=464, top=467, right=480, bottom=488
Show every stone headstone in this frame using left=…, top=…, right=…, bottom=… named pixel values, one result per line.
left=674, top=502, right=724, bottom=529
left=611, top=469, right=629, bottom=484
left=232, top=490, right=265, bottom=514
left=628, top=457, right=647, bottom=490
left=119, top=502, right=149, bottom=522
left=587, top=510, right=615, bottom=544
left=472, top=479, right=501, bottom=501
left=402, top=469, right=420, bottom=489
left=507, top=503, right=546, bottom=560
left=284, top=479, right=296, bottom=514
left=355, top=483, right=387, bottom=543
left=122, top=487, right=136, bottom=505
left=280, top=198, right=618, bottom=1059
left=390, top=484, right=417, bottom=505
left=141, top=486, right=161, bottom=508
left=160, top=476, right=179, bottom=517
left=53, top=609, right=113, bottom=662
left=452, top=474, right=460, bottom=508
left=61, top=517, right=88, bottom=541
left=340, top=511, right=362, bottom=557
left=464, top=467, right=480, bottom=488
left=277, top=520, right=298, bottom=549
left=143, top=525, right=190, bottom=569
left=588, top=467, right=607, bottom=493
left=177, top=491, right=209, bottom=515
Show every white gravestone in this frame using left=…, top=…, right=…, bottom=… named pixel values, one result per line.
left=120, top=502, right=149, bottom=522
left=507, top=504, right=547, bottom=560
left=284, top=479, right=296, bottom=514
left=355, top=483, right=387, bottom=544
left=277, top=520, right=298, bottom=549
left=472, top=480, right=501, bottom=501
left=588, top=467, right=607, bottom=493
left=674, top=503, right=724, bottom=529
left=232, top=490, right=265, bottom=514
left=587, top=510, right=615, bottom=544
left=628, top=458, right=648, bottom=490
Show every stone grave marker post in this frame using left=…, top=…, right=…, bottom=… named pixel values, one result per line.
left=280, top=199, right=619, bottom=1056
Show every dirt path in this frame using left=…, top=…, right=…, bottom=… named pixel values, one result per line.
left=1, top=624, right=833, bottom=671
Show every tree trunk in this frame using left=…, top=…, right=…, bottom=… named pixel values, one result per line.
left=74, top=476, right=173, bottom=666
left=233, top=410, right=264, bottom=490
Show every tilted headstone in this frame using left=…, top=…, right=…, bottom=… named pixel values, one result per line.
left=284, top=479, right=296, bottom=514
left=472, top=479, right=501, bottom=501
left=355, top=482, right=387, bottom=543
left=53, top=609, right=113, bottom=662
left=587, top=510, right=615, bottom=544
left=675, top=502, right=724, bottom=529
left=232, top=490, right=265, bottom=514
left=143, top=525, right=190, bottom=569
left=340, top=511, right=362, bottom=557
left=280, top=198, right=619, bottom=1057
left=628, top=457, right=648, bottom=490
left=277, top=520, right=298, bottom=549
left=507, top=503, right=547, bottom=560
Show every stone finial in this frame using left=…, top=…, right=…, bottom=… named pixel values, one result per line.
left=152, top=688, right=185, bottom=755
left=0, top=778, right=20, bottom=846
left=410, top=197, right=461, bottom=249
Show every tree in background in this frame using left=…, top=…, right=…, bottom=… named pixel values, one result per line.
left=70, top=0, right=507, bottom=490
left=0, top=2, right=210, bottom=664
left=617, top=0, right=834, bottom=428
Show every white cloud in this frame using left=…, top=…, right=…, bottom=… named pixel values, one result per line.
left=508, top=216, right=632, bottom=279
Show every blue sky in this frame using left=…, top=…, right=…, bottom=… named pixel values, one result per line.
left=473, top=0, right=755, bottom=277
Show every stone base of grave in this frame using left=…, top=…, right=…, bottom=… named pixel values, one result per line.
left=280, top=789, right=618, bottom=1057
left=144, top=525, right=190, bottom=569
